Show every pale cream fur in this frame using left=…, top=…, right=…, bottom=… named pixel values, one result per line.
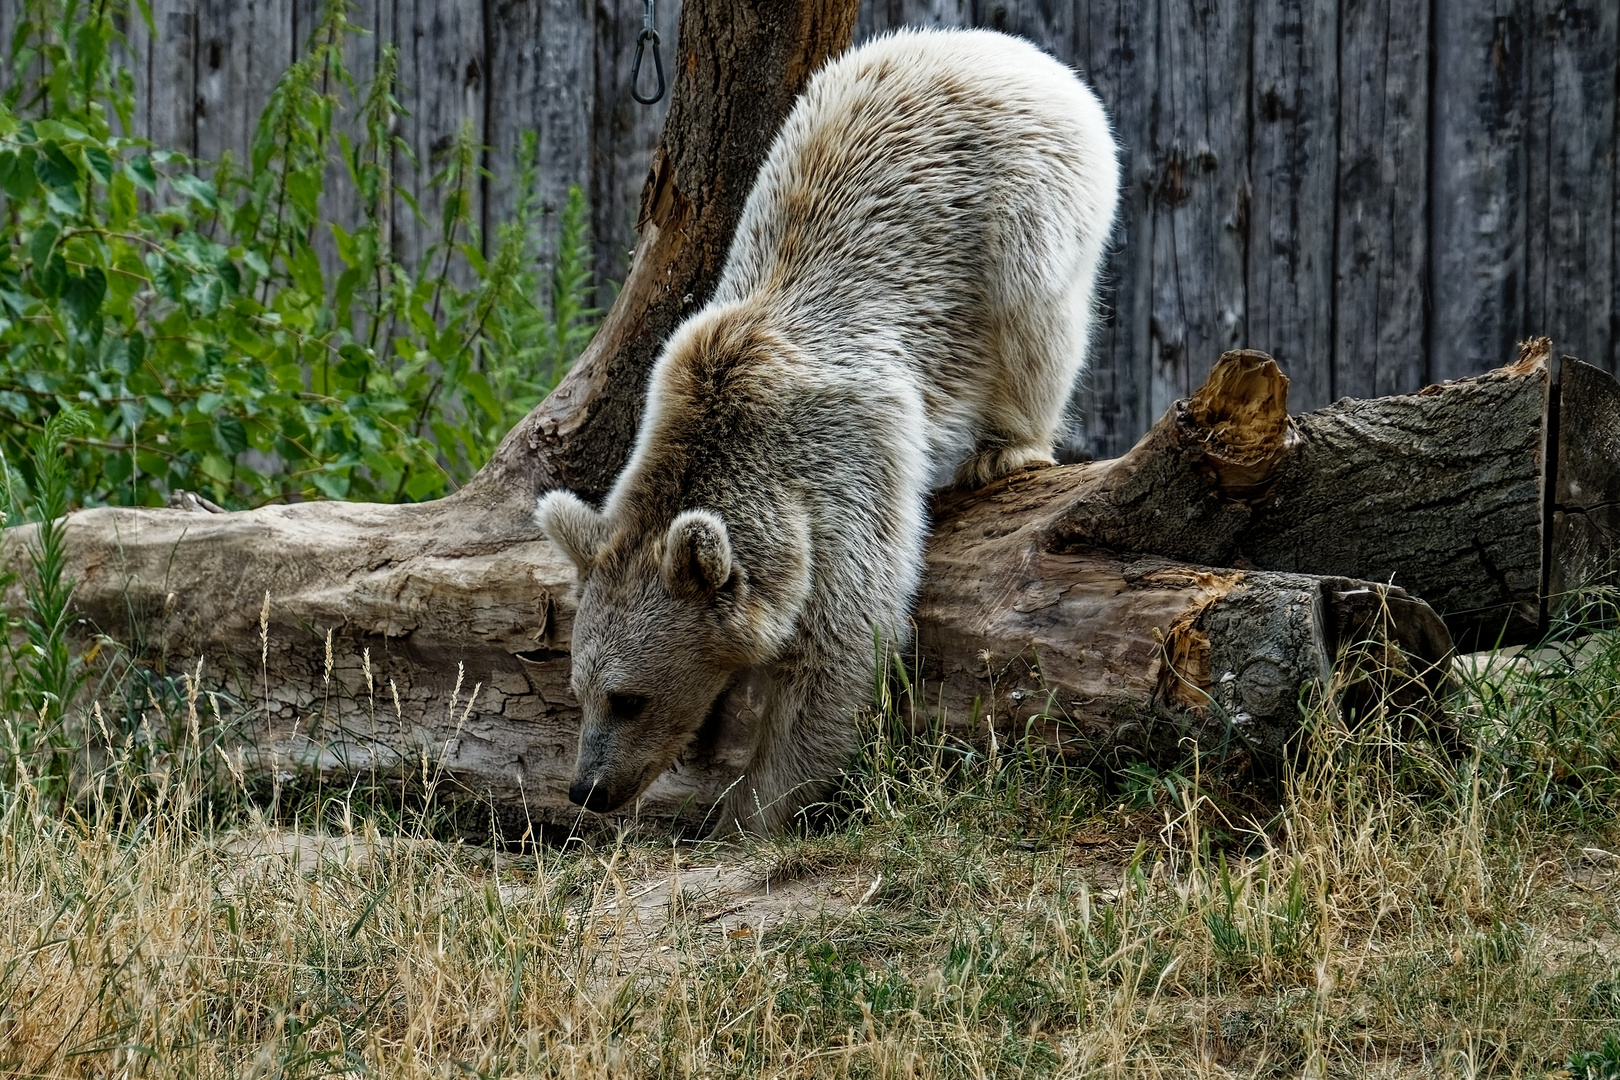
left=539, top=29, right=1120, bottom=835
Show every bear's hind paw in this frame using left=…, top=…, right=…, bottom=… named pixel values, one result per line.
left=953, top=445, right=1057, bottom=489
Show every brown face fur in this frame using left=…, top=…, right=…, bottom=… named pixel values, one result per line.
left=542, top=501, right=765, bottom=813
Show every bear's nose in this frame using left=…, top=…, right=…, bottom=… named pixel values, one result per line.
left=569, top=776, right=615, bottom=811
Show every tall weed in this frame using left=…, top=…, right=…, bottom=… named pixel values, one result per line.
left=0, top=0, right=598, bottom=511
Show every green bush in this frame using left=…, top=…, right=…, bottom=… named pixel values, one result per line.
left=0, top=0, right=596, bottom=510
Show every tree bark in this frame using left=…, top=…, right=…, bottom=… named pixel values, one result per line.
left=467, top=0, right=860, bottom=510
left=1040, top=338, right=1619, bottom=648
left=2, top=348, right=1478, bottom=830
left=1548, top=354, right=1620, bottom=622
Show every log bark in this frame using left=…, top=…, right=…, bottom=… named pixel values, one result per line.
left=0, top=497, right=1451, bottom=830
left=1550, top=355, right=1620, bottom=619
left=1042, top=338, right=1620, bottom=648
left=2, top=347, right=1477, bottom=829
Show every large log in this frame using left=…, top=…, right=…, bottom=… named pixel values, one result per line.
left=1040, top=339, right=1620, bottom=647
left=2, top=350, right=1469, bottom=829
left=0, top=498, right=1450, bottom=830
left=8, top=342, right=1616, bottom=827
left=1549, top=357, right=1620, bottom=621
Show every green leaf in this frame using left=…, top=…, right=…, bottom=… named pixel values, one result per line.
left=199, top=451, right=232, bottom=484
left=34, top=141, right=81, bottom=193
left=128, top=329, right=148, bottom=369
left=195, top=391, right=225, bottom=416
left=43, top=181, right=82, bottom=216
left=169, top=172, right=217, bottom=209
left=311, top=469, right=350, bottom=500
left=118, top=399, right=146, bottom=433
left=336, top=344, right=370, bottom=380
left=35, top=253, right=67, bottom=299
left=461, top=370, right=500, bottom=422
left=0, top=149, right=39, bottom=199
left=83, top=147, right=115, bottom=185
left=29, top=221, right=60, bottom=268
left=214, top=414, right=249, bottom=455
left=61, top=267, right=107, bottom=326
left=126, top=154, right=158, bottom=193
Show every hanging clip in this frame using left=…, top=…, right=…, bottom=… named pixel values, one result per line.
left=630, top=0, right=665, bottom=105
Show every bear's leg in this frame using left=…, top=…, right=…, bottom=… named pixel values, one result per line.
left=954, top=245, right=1103, bottom=489
left=951, top=438, right=1059, bottom=489
left=708, top=645, right=871, bottom=837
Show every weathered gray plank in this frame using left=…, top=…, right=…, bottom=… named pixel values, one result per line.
left=292, top=0, right=394, bottom=293
left=536, top=0, right=598, bottom=264
left=483, top=0, right=543, bottom=259
left=1148, top=0, right=1252, bottom=423
left=24, top=0, right=1620, bottom=450
left=856, top=0, right=968, bottom=38
left=1524, top=0, right=1616, bottom=376
left=194, top=0, right=297, bottom=171
left=485, top=0, right=595, bottom=269
left=1073, top=0, right=1156, bottom=459
left=391, top=0, right=486, bottom=282
left=1332, top=0, right=1430, bottom=399
left=0, top=3, right=16, bottom=95
left=1429, top=1, right=1530, bottom=383
left=589, top=0, right=679, bottom=299
left=131, top=0, right=197, bottom=162
left=976, top=1, right=1074, bottom=60
left=0, top=2, right=43, bottom=102
left=1247, top=0, right=1337, bottom=410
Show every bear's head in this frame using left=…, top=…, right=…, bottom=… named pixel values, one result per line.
left=537, top=490, right=767, bottom=814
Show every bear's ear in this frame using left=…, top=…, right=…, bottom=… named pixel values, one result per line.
left=536, top=490, right=609, bottom=575
left=662, top=509, right=734, bottom=602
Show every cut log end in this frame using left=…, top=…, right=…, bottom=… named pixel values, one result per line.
left=1178, top=349, right=1299, bottom=500
left=1549, top=355, right=1620, bottom=622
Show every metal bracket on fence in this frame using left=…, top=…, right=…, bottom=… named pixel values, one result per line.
left=630, top=0, right=666, bottom=105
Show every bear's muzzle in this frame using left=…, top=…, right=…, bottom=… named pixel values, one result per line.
left=568, top=774, right=630, bottom=813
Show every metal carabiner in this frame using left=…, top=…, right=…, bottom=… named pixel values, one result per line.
left=630, top=0, right=666, bottom=105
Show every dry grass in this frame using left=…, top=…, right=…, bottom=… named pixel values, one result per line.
left=2, top=616, right=1619, bottom=1077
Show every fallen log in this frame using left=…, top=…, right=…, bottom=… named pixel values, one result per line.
left=0, top=496, right=1450, bottom=828
left=1549, top=356, right=1620, bottom=620
left=2, top=344, right=1479, bottom=828
left=8, top=340, right=1615, bottom=827
left=1031, top=339, right=1620, bottom=647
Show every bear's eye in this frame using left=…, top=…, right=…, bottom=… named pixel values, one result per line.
left=606, top=693, right=648, bottom=721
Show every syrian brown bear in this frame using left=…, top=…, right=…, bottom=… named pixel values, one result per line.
left=538, top=28, right=1121, bottom=835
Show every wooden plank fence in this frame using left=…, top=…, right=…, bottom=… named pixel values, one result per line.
left=6, top=0, right=1616, bottom=457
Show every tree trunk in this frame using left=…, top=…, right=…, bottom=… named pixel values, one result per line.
left=468, top=0, right=860, bottom=510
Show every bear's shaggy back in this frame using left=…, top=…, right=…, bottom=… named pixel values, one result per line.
left=538, top=28, right=1120, bottom=835
left=711, top=28, right=1118, bottom=483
